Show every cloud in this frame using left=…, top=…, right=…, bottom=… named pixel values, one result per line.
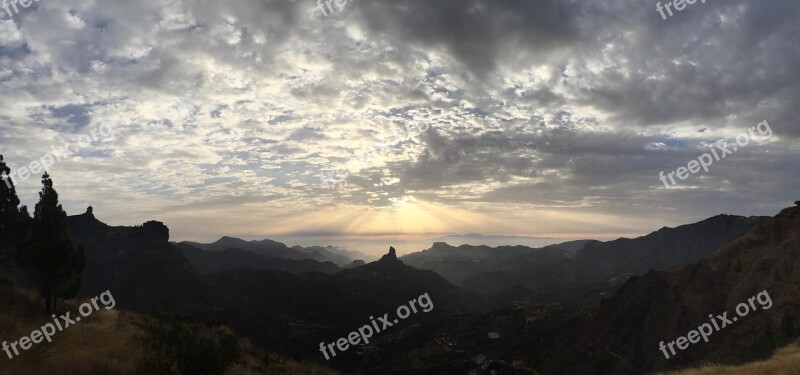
left=0, top=0, right=798, bottom=245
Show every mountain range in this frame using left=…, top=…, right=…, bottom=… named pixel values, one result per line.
left=49, top=203, right=800, bottom=373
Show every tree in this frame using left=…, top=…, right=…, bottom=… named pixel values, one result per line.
left=0, top=155, right=31, bottom=262
left=20, top=172, right=86, bottom=314
left=781, top=311, right=796, bottom=340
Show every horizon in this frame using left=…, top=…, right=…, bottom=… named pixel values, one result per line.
left=59, top=203, right=785, bottom=258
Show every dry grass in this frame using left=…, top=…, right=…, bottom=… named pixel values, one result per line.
left=657, top=342, right=800, bottom=375
left=0, top=287, right=142, bottom=375
left=0, top=285, right=338, bottom=375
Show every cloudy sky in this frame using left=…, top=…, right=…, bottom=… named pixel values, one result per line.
left=1, top=0, right=798, bottom=256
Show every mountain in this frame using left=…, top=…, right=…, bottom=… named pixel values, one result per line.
left=66, top=207, right=213, bottom=313
left=531, top=204, right=800, bottom=374
left=180, top=237, right=353, bottom=266
left=63, top=209, right=471, bottom=371
left=176, top=243, right=342, bottom=275
left=195, top=246, right=472, bottom=367
left=403, top=215, right=766, bottom=304
left=510, top=214, right=767, bottom=302
left=58, top=205, right=787, bottom=374
left=402, top=242, right=572, bottom=286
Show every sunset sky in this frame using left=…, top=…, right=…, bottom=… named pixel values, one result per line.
left=1, top=0, right=798, bottom=256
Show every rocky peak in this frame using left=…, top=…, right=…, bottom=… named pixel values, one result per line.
left=379, top=246, right=399, bottom=263
left=141, top=221, right=170, bottom=243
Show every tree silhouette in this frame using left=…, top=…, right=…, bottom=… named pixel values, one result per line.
left=19, top=172, right=86, bottom=314
left=0, top=155, right=31, bottom=263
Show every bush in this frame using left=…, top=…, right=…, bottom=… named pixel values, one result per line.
left=90, top=361, right=119, bottom=375
left=139, top=315, right=240, bottom=375
left=0, top=277, right=13, bottom=287
left=781, top=311, right=797, bottom=340
left=734, top=326, right=776, bottom=363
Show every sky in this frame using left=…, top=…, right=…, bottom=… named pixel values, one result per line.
left=0, top=0, right=798, bottom=257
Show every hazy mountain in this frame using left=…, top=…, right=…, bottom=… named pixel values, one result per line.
left=176, top=243, right=342, bottom=275
left=180, top=237, right=354, bottom=266
left=401, top=242, right=572, bottom=285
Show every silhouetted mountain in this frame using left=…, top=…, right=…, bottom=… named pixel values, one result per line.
left=176, top=243, right=342, bottom=275
left=180, top=237, right=353, bottom=266
left=404, top=215, right=766, bottom=304
left=65, top=207, right=212, bottom=313
left=64, top=210, right=471, bottom=369
left=511, top=214, right=767, bottom=302
left=194, top=246, right=472, bottom=365
left=61, top=205, right=783, bottom=374
left=531, top=205, right=800, bottom=374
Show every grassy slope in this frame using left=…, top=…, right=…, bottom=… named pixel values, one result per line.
left=0, top=285, right=336, bottom=375
left=657, top=342, right=800, bottom=375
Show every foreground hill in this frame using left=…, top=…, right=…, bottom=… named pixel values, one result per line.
left=656, top=342, right=800, bottom=374
left=532, top=205, right=800, bottom=374
left=0, top=284, right=336, bottom=374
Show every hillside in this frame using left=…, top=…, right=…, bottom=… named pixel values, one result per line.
left=401, top=215, right=764, bottom=304
left=0, top=284, right=337, bottom=375
left=656, top=342, right=800, bottom=374
left=531, top=205, right=800, bottom=374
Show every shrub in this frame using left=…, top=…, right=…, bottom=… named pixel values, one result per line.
left=734, top=326, right=776, bottom=363
left=139, top=315, right=240, bottom=375
left=0, top=277, right=13, bottom=287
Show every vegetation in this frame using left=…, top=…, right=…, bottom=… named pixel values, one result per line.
left=21, top=172, right=86, bottom=314
left=0, top=155, right=31, bottom=260
left=1, top=156, right=87, bottom=314
left=0, top=284, right=338, bottom=374
left=139, top=315, right=241, bottom=375
left=659, top=341, right=800, bottom=375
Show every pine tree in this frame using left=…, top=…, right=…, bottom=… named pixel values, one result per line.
left=21, top=172, right=86, bottom=314
left=0, top=155, right=30, bottom=263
